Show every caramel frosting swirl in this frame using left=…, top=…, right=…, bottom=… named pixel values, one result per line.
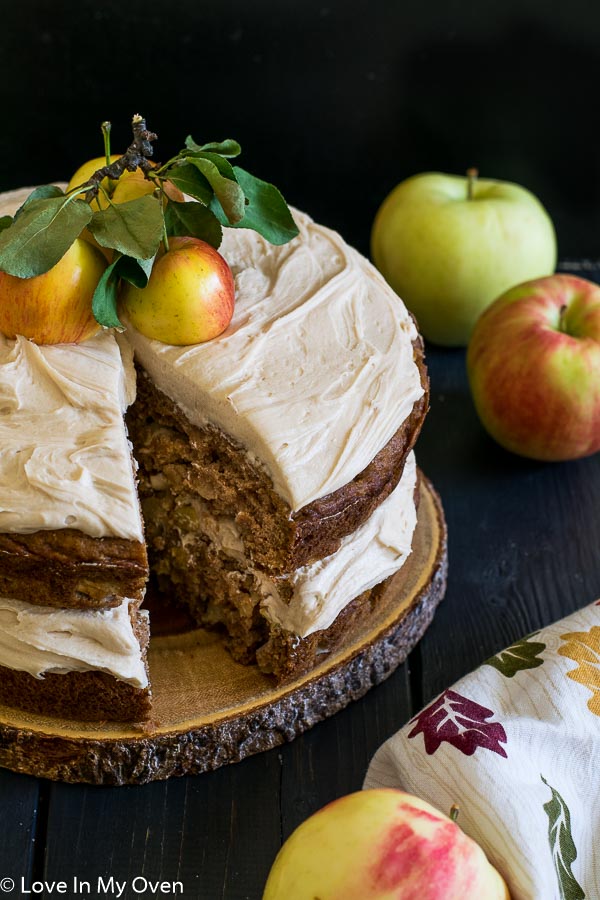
left=0, top=333, right=143, bottom=540
left=0, top=596, right=148, bottom=687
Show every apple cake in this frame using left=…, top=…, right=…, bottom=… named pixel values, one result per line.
left=0, top=192, right=428, bottom=720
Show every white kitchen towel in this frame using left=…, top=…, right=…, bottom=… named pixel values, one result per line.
left=364, top=601, right=600, bottom=900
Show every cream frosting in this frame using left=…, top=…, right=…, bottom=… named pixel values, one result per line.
left=124, top=209, right=424, bottom=512
left=0, top=186, right=141, bottom=540
left=262, top=452, right=418, bottom=636
left=0, top=332, right=143, bottom=540
left=0, top=596, right=148, bottom=687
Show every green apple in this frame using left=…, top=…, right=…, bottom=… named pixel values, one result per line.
left=121, top=236, right=235, bottom=345
left=0, top=238, right=106, bottom=344
left=263, top=789, right=510, bottom=900
left=371, top=171, right=557, bottom=346
left=468, top=273, right=600, bottom=461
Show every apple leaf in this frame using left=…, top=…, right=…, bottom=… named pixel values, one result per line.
left=210, top=166, right=299, bottom=245
left=0, top=196, right=92, bottom=277
left=167, top=163, right=213, bottom=205
left=91, top=256, right=124, bottom=329
left=164, top=200, right=223, bottom=248
left=187, top=154, right=245, bottom=224
left=185, top=137, right=241, bottom=158
left=116, top=254, right=155, bottom=288
left=14, top=184, right=66, bottom=219
left=89, top=195, right=164, bottom=260
left=92, top=253, right=156, bottom=329
left=0, top=216, right=12, bottom=234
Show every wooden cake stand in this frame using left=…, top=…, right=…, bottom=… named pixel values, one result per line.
left=0, top=474, right=447, bottom=785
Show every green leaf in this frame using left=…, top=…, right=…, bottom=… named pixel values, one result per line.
left=167, top=163, right=213, bottom=205
left=541, top=776, right=585, bottom=899
left=485, top=633, right=546, bottom=678
left=211, top=166, right=299, bottom=245
left=15, top=184, right=65, bottom=218
left=0, top=196, right=92, bottom=277
left=92, top=252, right=156, bottom=329
left=185, top=137, right=241, bottom=158
left=89, top=195, right=164, bottom=260
left=188, top=154, right=245, bottom=224
left=164, top=200, right=223, bottom=248
left=193, top=152, right=236, bottom=178
left=91, top=256, right=123, bottom=329
left=0, top=216, right=12, bottom=234
left=117, top=254, right=155, bottom=288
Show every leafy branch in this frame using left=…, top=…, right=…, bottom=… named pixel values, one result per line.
left=79, top=114, right=158, bottom=202
left=0, top=114, right=299, bottom=328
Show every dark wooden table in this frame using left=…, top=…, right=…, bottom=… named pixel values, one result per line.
left=2, top=333, right=599, bottom=900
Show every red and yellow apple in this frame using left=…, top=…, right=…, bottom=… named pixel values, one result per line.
left=371, top=171, right=557, bottom=346
left=262, top=789, right=510, bottom=900
left=0, top=237, right=107, bottom=344
left=467, top=274, right=600, bottom=461
left=121, top=236, right=235, bottom=345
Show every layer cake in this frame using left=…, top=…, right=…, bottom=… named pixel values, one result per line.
left=0, top=188, right=428, bottom=720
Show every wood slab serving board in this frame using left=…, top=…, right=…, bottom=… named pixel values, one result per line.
left=0, top=474, right=447, bottom=786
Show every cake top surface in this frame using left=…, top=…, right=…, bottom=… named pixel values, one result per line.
left=0, top=329, right=143, bottom=540
left=126, top=209, right=424, bottom=511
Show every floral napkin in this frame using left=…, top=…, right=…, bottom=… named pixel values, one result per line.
left=364, top=601, right=600, bottom=900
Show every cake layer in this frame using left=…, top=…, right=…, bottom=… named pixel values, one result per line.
left=144, top=445, right=419, bottom=681
left=262, top=453, right=417, bottom=637
left=129, top=343, right=427, bottom=575
left=124, top=209, right=425, bottom=512
left=0, top=528, right=148, bottom=609
left=0, top=606, right=151, bottom=722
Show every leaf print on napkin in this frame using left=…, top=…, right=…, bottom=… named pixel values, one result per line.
left=558, top=627, right=600, bottom=717
left=485, top=632, right=546, bottom=677
left=541, top=775, right=585, bottom=900
left=407, top=689, right=508, bottom=757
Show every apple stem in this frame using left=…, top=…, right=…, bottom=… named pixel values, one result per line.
left=466, top=168, right=478, bottom=200
left=558, top=304, right=569, bottom=333
left=162, top=218, right=170, bottom=254
left=450, top=804, right=460, bottom=823
left=101, top=121, right=112, bottom=167
left=101, top=121, right=118, bottom=196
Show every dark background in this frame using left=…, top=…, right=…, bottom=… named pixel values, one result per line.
left=2, top=6, right=600, bottom=899
left=1, top=0, right=600, bottom=259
